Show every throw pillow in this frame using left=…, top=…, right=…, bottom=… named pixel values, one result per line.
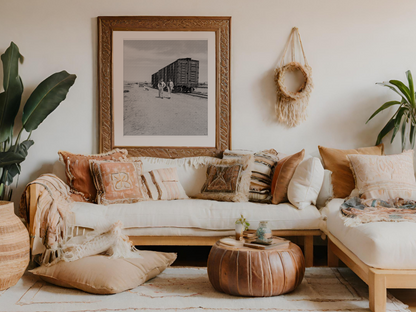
left=90, top=158, right=149, bottom=205
left=287, top=157, right=324, bottom=209
left=58, top=149, right=128, bottom=202
left=196, top=155, right=254, bottom=202
left=316, top=170, right=334, bottom=208
left=348, top=150, right=416, bottom=200
left=29, top=251, right=177, bottom=294
left=318, top=144, right=384, bottom=198
left=149, top=167, right=188, bottom=200
left=223, top=149, right=281, bottom=203
left=271, top=149, right=305, bottom=204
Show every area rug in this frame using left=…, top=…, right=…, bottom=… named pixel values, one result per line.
left=0, top=267, right=409, bottom=312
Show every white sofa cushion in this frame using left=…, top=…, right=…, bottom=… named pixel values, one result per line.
left=72, top=199, right=322, bottom=232
left=288, top=157, right=324, bottom=209
left=324, top=198, right=416, bottom=269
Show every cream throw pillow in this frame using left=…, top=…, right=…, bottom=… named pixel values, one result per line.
left=288, top=157, right=324, bottom=209
left=30, top=251, right=177, bottom=294
left=348, top=150, right=416, bottom=200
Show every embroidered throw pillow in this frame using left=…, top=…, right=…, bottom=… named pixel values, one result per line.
left=223, top=149, right=282, bottom=203
left=271, top=149, right=305, bottom=205
left=58, top=149, right=128, bottom=202
left=90, top=158, right=149, bottom=205
left=348, top=150, right=416, bottom=200
left=148, top=167, right=188, bottom=200
left=197, top=155, right=254, bottom=202
left=318, top=144, right=384, bottom=198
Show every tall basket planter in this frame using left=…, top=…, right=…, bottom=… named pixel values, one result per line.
left=0, top=201, right=29, bottom=290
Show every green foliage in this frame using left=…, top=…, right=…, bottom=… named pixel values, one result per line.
left=0, top=42, right=76, bottom=200
left=367, top=70, right=416, bottom=151
left=235, top=214, right=250, bottom=231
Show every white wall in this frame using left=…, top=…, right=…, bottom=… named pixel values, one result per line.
left=1, top=0, right=416, bottom=206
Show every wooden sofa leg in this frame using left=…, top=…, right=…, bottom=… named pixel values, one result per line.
left=304, top=235, right=313, bottom=267
left=369, top=269, right=386, bottom=312
left=327, top=239, right=339, bottom=267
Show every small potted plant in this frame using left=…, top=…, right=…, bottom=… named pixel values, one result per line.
left=235, top=214, right=250, bottom=240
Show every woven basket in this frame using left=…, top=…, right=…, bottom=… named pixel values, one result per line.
left=0, top=201, right=29, bottom=291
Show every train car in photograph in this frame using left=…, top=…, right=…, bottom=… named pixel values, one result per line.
left=151, top=58, right=199, bottom=93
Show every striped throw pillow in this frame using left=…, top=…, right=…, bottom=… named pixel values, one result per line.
left=223, top=149, right=282, bottom=203
left=149, top=168, right=188, bottom=200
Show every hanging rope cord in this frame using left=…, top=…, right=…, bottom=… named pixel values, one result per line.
left=279, top=27, right=309, bottom=68
left=274, top=27, right=313, bottom=127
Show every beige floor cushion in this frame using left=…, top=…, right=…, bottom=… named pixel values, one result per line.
left=29, top=251, right=176, bottom=294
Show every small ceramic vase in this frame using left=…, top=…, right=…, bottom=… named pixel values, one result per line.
left=256, top=221, right=272, bottom=242
left=235, top=223, right=244, bottom=241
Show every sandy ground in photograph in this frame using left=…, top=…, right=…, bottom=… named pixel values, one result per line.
left=123, top=83, right=208, bottom=136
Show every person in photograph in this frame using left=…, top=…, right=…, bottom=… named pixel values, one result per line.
left=158, top=79, right=166, bottom=98
left=167, top=79, right=174, bottom=99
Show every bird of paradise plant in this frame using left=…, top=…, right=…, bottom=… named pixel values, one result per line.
left=0, top=42, right=76, bottom=200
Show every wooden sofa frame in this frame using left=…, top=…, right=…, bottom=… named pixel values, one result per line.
left=327, top=231, right=416, bottom=312
left=28, top=184, right=320, bottom=267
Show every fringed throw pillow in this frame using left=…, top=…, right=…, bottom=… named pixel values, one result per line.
left=348, top=150, right=416, bottom=200
left=89, top=158, right=149, bottom=205
left=223, top=149, right=282, bottom=203
left=196, top=155, right=254, bottom=202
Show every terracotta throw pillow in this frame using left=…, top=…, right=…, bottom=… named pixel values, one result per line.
left=90, top=158, right=149, bottom=205
left=58, top=149, right=128, bottom=202
left=29, top=251, right=177, bottom=294
left=348, top=150, right=416, bottom=200
left=197, top=155, right=254, bottom=202
left=318, top=144, right=384, bottom=198
left=271, top=150, right=305, bottom=204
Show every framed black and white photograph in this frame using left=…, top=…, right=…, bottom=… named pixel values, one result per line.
left=98, top=16, right=231, bottom=158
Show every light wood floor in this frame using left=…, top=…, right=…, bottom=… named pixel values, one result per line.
left=138, top=245, right=416, bottom=310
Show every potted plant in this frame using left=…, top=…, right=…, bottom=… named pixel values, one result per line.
left=367, top=70, right=416, bottom=151
left=235, top=214, right=250, bottom=240
left=0, top=42, right=76, bottom=290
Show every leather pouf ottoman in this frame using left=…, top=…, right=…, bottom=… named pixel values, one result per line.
left=207, top=241, right=305, bottom=297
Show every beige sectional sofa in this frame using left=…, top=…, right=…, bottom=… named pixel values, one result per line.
left=27, top=155, right=326, bottom=267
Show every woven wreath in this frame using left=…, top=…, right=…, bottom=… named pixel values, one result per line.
left=275, top=28, right=314, bottom=127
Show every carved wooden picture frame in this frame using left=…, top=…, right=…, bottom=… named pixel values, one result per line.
left=98, top=16, right=231, bottom=158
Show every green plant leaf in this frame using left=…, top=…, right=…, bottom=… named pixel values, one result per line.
left=376, top=117, right=396, bottom=145
left=390, top=79, right=412, bottom=104
left=22, top=71, right=76, bottom=132
left=391, top=108, right=407, bottom=143
left=366, top=101, right=401, bottom=123
left=377, top=82, right=405, bottom=101
left=411, top=123, right=416, bottom=149
left=0, top=151, right=25, bottom=167
left=401, top=118, right=407, bottom=152
left=1, top=163, right=20, bottom=185
left=0, top=42, right=24, bottom=143
left=406, top=70, right=415, bottom=108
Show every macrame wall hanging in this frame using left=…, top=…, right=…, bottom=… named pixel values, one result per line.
left=275, top=27, right=313, bottom=127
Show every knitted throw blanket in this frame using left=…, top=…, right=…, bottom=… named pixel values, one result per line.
left=341, top=196, right=416, bottom=227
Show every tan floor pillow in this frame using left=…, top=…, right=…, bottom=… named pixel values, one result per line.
left=29, top=251, right=176, bottom=294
